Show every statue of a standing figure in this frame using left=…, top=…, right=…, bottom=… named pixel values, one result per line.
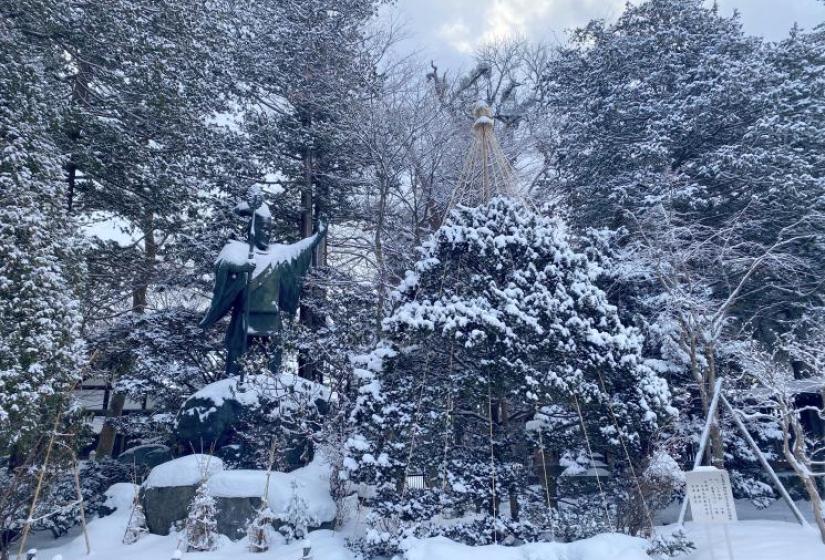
left=200, top=189, right=326, bottom=378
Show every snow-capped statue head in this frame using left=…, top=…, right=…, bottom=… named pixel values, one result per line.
left=235, top=187, right=273, bottom=250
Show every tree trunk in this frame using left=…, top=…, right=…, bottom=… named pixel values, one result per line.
left=95, top=392, right=126, bottom=457
left=374, top=169, right=389, bottom=331
left=65, top=60, right=91, bottom=213
left=705, top=345, right=725, bottom=468
left=298, top=146, right=320, bottom=382
left=786, top=413, right=825, bottom=544
left=97, top=210, right=156, bottom=457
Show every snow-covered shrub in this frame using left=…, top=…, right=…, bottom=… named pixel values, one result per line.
left=123, top=494, right=148, bottom=544
left=246, top=500, right=277, bottom=552
left=230, top=372, right=328, bottom=471
left=278, top=481, right=317, bottom=543
left=344, top=197, right=675, bottom=551
left=647, top=529, right=695, bottom=559
left=35, top=458, right=130, bottom=538
left=184, top=482, right=219, bottom=551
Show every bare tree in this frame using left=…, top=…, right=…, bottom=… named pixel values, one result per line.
left=734, top=330, right=825, bottom=543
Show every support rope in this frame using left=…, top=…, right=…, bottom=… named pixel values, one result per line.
left=595, top=371, right=656, bottom=535
left=573, top=393, right=614, bottom=529
left=488, top=382, right=498, bottom=544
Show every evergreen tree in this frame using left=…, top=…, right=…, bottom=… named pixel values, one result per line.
left=278, top=481, right=316, bottom=543
left=541, top=0, right=764, bottom=225
left=541, top=0, right=825, bottom=501
left=0, top=1, right=85, bottom=458
left=345, top=198, right=674, bottom=551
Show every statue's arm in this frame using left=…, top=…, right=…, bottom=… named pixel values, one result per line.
left=277, top=223, right=328, bottom=316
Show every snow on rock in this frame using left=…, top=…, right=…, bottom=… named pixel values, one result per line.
left=402, top=533, right=650, bottom=560
left=181, top=373, right=330, bottom=421
left=207, top=455, right=336, bottom=524
left=144, top=454, right=224, bottom=489
left=184, top=373, right=330, bottom=412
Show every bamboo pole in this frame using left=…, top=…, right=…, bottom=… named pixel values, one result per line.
left=72, top=455, right=91, bottom=554
left=17, top=404, right=66, bottom=560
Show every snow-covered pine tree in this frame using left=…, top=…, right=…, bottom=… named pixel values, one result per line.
left=184, top=482, right=219, bottom=552
left=345, top=198, right=674, bottom=551
left=541, top=0, right=763, bottom=224
left=246, top=500, right=276, bottom=552
left=13, top=0, right=248, bottom=457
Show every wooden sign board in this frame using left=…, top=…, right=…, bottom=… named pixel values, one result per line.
left=685, top=467, right=738, bottom=523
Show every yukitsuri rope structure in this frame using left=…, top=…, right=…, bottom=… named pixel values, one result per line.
left=444, top=102, right=519, bottom=217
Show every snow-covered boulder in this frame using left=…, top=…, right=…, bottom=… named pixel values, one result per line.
left=142, top=454, right=224, bottom=535
left=205, top=455, right=336, bottom=540
left=117, top=444, right=173, bottom=472
left=174, top=373, right=330, bottom=462
left=141, top=453, right=334, bottom=541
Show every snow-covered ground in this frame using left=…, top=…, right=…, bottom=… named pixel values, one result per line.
left=679, top=520, right=823, bottom=560
left=27, top=485, right=825, bottom=560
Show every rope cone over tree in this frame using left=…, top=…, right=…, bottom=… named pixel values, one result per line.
left=342, top=102, right=675, bottom=555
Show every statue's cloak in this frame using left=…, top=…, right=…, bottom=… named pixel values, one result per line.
left=199, top=228, right=326, bottom=353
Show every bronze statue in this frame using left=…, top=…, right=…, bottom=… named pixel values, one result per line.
left=200, top=191, right=326, bottom=378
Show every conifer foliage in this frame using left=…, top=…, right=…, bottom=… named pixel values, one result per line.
left=345, top=198, right=674, bottom=551
left=0, top=4, right=85, bottom=455
left=278, top=481, right=316, bottom=543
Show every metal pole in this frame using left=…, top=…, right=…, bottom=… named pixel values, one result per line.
left=678, top=378, right=723, bottom=525
left=720, top=394, right=808, bottom=527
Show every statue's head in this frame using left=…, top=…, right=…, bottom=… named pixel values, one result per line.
left=249, top=212, right=272, bottom=250
left=235, top=188, right=272, bottom=250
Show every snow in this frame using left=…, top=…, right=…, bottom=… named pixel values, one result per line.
left=180, top=373, right=330, bottom=421
left=27, top=486, right=825, bottom=560
left=215, top=231, right=322, bottom=280
left=79, top=211, right=138, bottom=247
left=679, top=520, right=824, bottom=560
left=31, top=481, right=352, bottom=560
left=144, top=454, right=224, bottom=489
left=645, top=451, right=685, bottom=485
left=234, top=200, right=272, bottom=219
left=402, top=533, right=650, bottom=560
left=207, top=456, right=337, bottom=524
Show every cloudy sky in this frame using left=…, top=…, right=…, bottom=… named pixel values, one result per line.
left=389, top=0, right=825, bottom=68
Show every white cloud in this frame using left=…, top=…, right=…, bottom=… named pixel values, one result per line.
left=438, top=19, right=475, bottom=53
left=393, top=0, right=825, bottom=69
